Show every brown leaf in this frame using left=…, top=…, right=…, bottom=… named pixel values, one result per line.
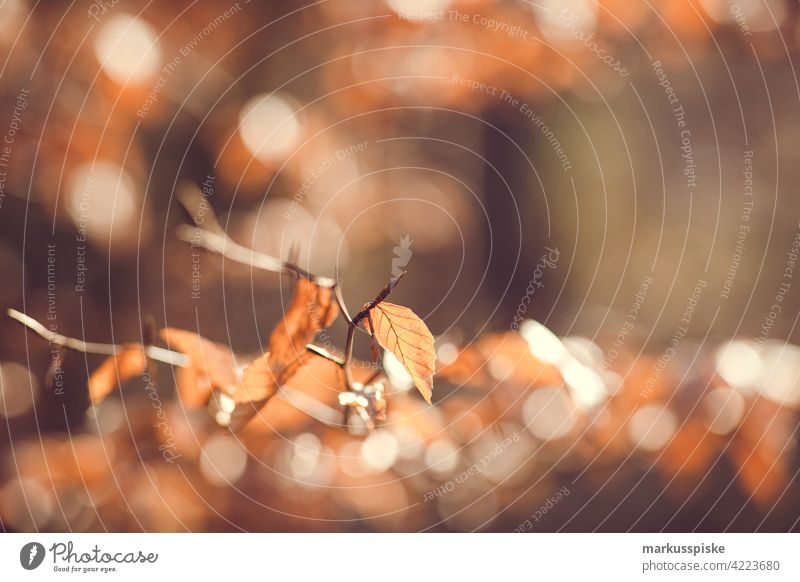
left=240, top=355, right=378, bottom=435
left=159, top=328, right=238, bottom=408
left=240, top=355, right=345, bottom=434
left=366, top=302, right=435, bottom=403
left=269, top=279, right=338, bottom=369
left=174, top=366, right=206, bottom=409
left=238, top=351, right=311, bottom=404
left=212, top=279, right=339, bottom=429
left=241, top=279, right=338, bottom=403
left=87, top=344, right=147, bottom=403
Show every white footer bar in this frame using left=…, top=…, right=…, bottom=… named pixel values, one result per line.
left=1, top=533, right=797, bottom=581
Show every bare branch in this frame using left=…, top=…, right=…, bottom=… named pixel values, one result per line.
left=8, top=308, right=347, bottom=428
left=8, top=308, right=338, bottom=370
left=343, top=324, right=356, bottom=389
left=333, top=264, right=352, bottom=325
left=175, top=184, right=335, bottom=287
left=277, top=386, right=343, bottom=428
left=351, top=271, right=406, bottom=327
left=305, top=343, right=345, bottom=366
left=7, top=308, right=188, bottom=366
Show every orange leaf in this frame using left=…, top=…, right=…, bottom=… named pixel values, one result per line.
left=366, top=302, right=435, bottom=403
left=87, top=344, right=147, bottom=403
left=238, top=351, right=312, bottom=404
left=159, top=328, right=238, bottom=408
left=241, top=279, right=338, bottom=403
left=212, top=279, right=339, bottom=429
left=269, top=279, right=337, bottom=369
left=174, top=366, right=206, bottom=409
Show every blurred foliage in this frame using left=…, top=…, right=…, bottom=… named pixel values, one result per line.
left=0, top=0, right=799, bottom=532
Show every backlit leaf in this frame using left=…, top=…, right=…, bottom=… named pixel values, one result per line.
left=366, top=302, right=435, bottom=403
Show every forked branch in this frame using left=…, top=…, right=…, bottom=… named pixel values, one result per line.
left=174, top=183, right=403, bottom=391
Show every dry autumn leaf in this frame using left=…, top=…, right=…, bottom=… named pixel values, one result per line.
left=240, top=354, right=387, bottom=437
left=241, top=278, right=339, bottom=402
left=238, top=351, right=312, bottom=405
left=159, top=327, right=238, bottom=408
left=241, top=355, right=345, bottom=435
left=87, top=344, right=147, bottom=403
left=210, top=278, right=340, bottom=429
left=365, top=302, right=435, bottom=403
left=268, top=278, right=338, bottom=369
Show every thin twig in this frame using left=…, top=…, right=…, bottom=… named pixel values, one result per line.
left=305, top=344, right=345, bottom=366
left=7, top=309, right=189, bottom=366
left=8, top=308, right=341, bottom=370
left=351, top=272, right=405, bottom=326
left=174, top=187, right=335, bottom=287
left=333, top=265, right=352, bottom=325
left=7, top=308, right=347, bottom=427
left=176, top=225, right=335, bottom=286
left=343, top=325, right=356, bottom=389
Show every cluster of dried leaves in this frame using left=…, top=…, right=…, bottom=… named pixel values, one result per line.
left=36, top=197, right=436, bottom=438
left=7, top=182, right=427, bottom=435
left=81, top=275, right=435, bottom=433
left=6, top=187, right=798, bottom=530
left=6, top=304, right=798, bottom=530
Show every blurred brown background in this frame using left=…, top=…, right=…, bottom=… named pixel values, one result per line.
left=0, top=0, right=799, bottom=532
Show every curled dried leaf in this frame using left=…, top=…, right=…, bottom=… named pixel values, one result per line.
left=87, top=344, right=147, bottom=403
left=238, top=351, right=312, bottom=405
left=241, top=279, right=339, bottom=403
left=365, top=302, right=435, bottom=403
left=269, top=279, right=338, bottom=369
left=213, top=279, right=339, bottom=429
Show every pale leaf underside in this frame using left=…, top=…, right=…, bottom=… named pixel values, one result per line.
left=368, top=302, right=435, bottom=403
